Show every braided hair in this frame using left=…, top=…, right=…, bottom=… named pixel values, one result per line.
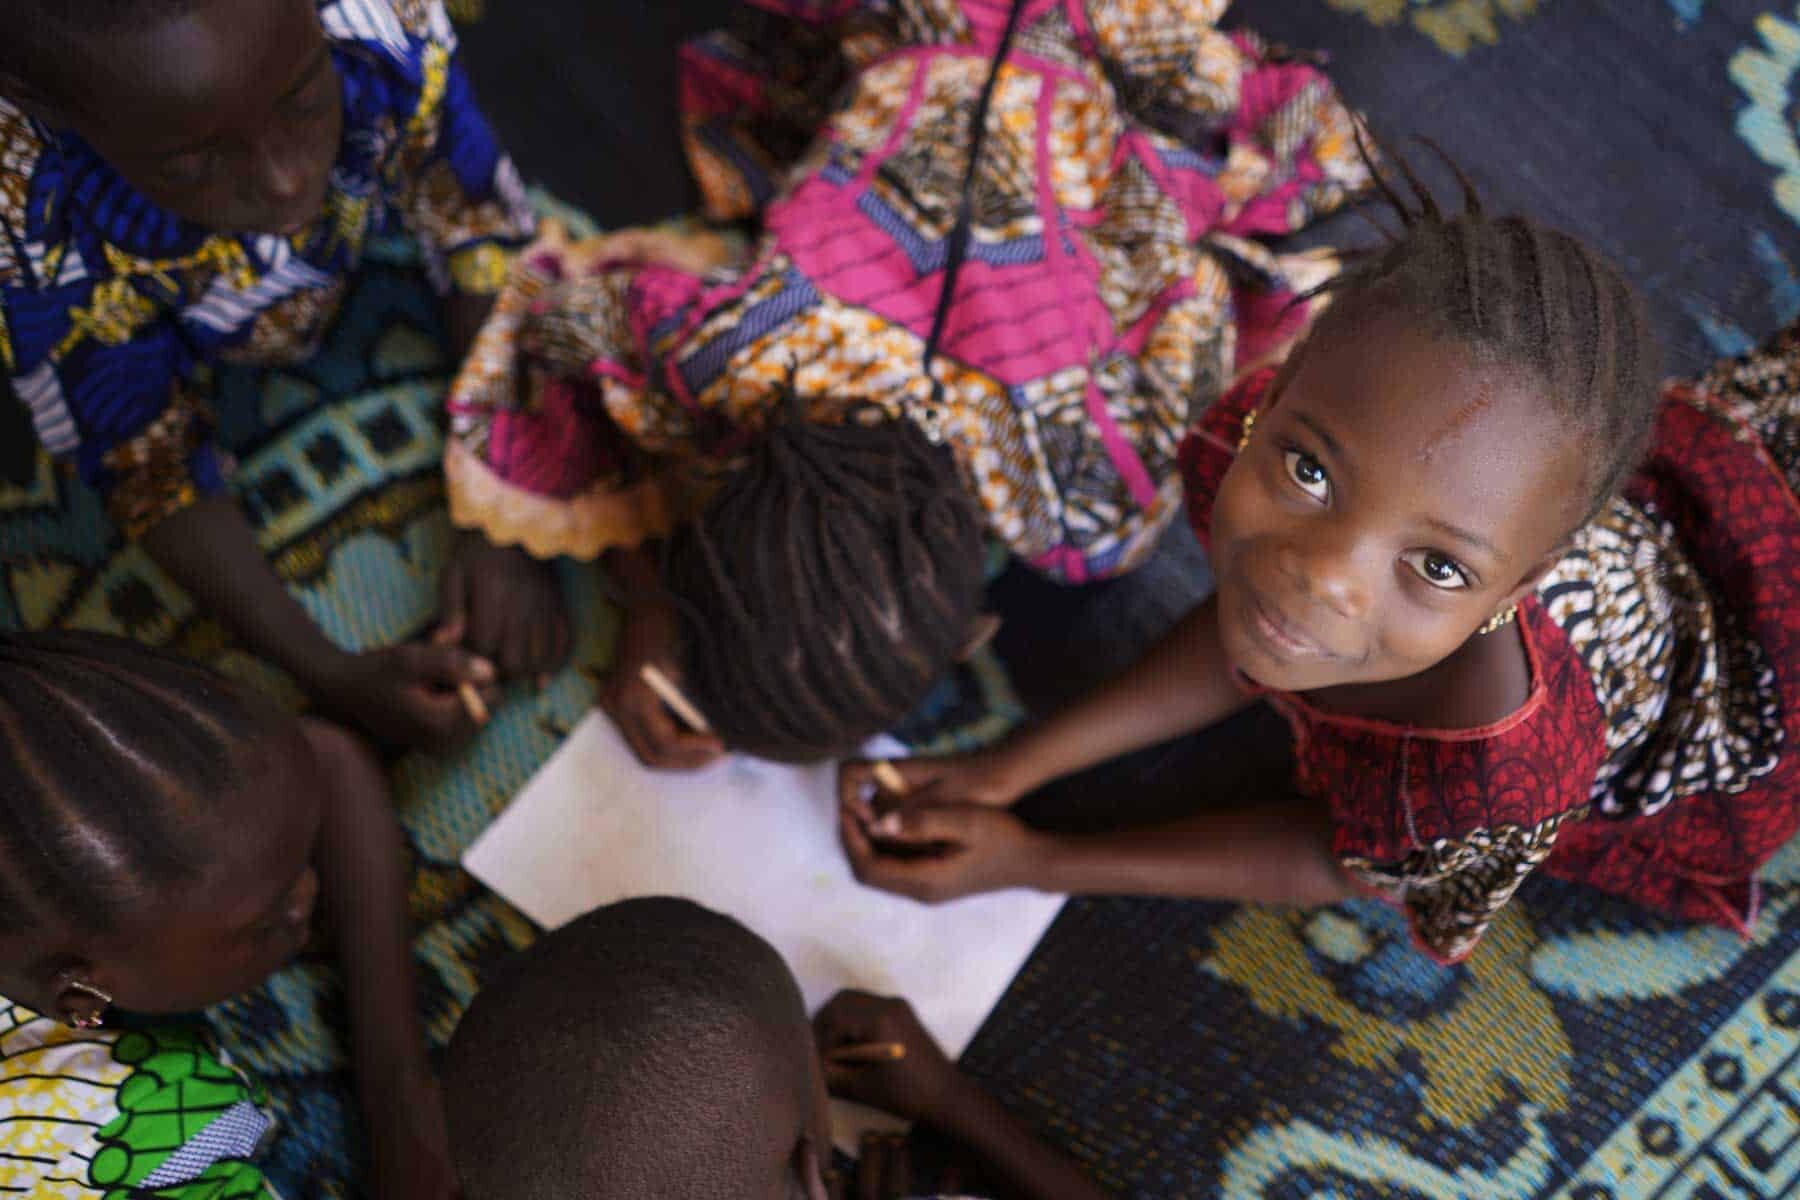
left=663, top=395, right=987, bottom=763
left=1310, top=140, right=1662, bottom=523
left=0, top=631, right=277, bottom=933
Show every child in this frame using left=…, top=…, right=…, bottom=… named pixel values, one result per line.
left=442, top=897, right=1110, bottom=1200
left=445, top=0, right=1368, bottom=766
left=838, top=160, right=1800, bottom=966
left=0, top=0, right=545, bottom=750
left=0, top=631, right=453, bottom=1196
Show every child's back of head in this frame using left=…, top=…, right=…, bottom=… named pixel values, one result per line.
left=0, top=631, right=323, bottom=1020
left=444, top=897, right=827, bottom=1200
left=664, top=400, right=988, bottom=763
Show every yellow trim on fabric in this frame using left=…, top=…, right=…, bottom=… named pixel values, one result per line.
left=449, top=243, right=514, bottom=295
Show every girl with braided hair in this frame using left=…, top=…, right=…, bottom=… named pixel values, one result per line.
left=0, top=632, right=456, bottom=1197
left=445, top=0, right=1368, bottom=765
left=839, top=149, right=1800, bottom=965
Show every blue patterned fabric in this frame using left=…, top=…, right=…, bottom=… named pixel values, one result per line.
left=0, top=0, right=534, bottom=536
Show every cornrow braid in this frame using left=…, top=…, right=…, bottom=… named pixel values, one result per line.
left=663, top=396, right=987, bottom=763
left=0, top=632, right=275, bottom=934
left=1314, top=137, right=1662, bottom=522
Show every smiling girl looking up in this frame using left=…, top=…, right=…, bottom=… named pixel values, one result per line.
left=843, top=156, right=1800, bottom=964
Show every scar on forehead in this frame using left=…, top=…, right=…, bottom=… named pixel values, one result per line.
left=1415, top=371, right=1513, bottom=461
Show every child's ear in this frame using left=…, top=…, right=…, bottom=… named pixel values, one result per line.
left=957, top=613, right=1002, bottom=662
left=1502, top=544, right=1569, bottom=610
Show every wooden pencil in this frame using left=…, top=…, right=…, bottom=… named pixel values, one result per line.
left=640, top=664, right=712, bottom=734
left=871, top=760, right=909, bottom=796
left=828, top=1041, right=907, bottom=1064
left=457, top=681, right=490, bottom=725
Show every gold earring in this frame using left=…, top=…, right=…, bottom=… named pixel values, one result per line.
left=1237, top=408, right=1258, bottom=454
left=1479, top=605, right=1518, bottom=635
left=64, top=981, right=112, bottom=1031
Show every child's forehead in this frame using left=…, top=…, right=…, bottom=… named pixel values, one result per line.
left=1287, top=322, right=1591, bottom=539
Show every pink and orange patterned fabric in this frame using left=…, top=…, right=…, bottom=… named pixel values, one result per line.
left=446, top=0, right=1366, bottom=581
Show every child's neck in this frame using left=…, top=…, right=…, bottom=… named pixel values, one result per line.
left=1303, top=619, right=1534, bottom=731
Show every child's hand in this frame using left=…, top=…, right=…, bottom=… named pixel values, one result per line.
left=437, top=530, right=571, bottom=685
left=838, top=749, right=1028, bottom=822
left=318, top=643, right=500, bottom=752
left=839, top=800, right=1049, bottom=904
left=596, top=589, right=724, bottom=769
left=814, top=990, right=965, bottom=1125
left=825, top=1135, right=915, bottom=1200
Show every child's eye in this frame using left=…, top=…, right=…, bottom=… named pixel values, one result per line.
left=1402, top=550, right=1471, bottom=591
left=1283, top=449, right=1329, bottom=501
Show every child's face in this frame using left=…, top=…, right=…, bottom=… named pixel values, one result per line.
left=1210, top=316, right=1592, bottom=695
left=46, top=0, right=341, bottom=235
left=0, top=725, right=324, bottom=1017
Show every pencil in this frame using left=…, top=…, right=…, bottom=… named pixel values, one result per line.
left=457, top=682, right=490, bottom=725
left=640, top=664, right=712, bottom=734
left=871, top=760, right=909, bottom=796
left=828, top=1041, right=907, bottom=1064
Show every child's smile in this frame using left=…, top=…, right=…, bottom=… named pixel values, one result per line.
left=1210, top=315, right=1592, bottom=699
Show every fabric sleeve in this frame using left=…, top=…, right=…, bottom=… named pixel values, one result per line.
left=444, top=226, right=710, bottom=559
left=86, top=1025, right=275, bottom=1199
left=1, top=280, right=227, bottom=539
left=0, top=1005, right=273, bottom=1200
left=389, top=5, right=536, bottom=296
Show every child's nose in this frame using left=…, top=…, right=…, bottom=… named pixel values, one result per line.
left=1283, top=535, right=1373, bottom=621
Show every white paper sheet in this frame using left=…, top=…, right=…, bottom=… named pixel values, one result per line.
left=462, top=711, right=1064, bottom=1153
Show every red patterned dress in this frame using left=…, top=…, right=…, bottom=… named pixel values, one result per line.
left=1179, top=324, right=1800, bottom=963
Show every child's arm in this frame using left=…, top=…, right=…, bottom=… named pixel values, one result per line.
left=815, top=991, right=1113, bottom=1200
left=143, top=497, right=499, bottom=750
left=841, top=794, right=1351, bottom=907
left=303, top=719, right=457, bottom=1200
left=842, top=595, right=1250, bottom=808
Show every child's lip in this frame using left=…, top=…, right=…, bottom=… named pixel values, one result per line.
left=1245, top=591, right=1337, bottom=663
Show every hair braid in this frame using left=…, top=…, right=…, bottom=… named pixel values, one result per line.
left=664, top=396, right=986, bottom=763
left=1313, top=139, right=1661, bottom=525
left=0, top=632, right=275, bottom=933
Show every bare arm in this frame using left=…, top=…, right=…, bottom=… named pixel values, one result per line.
left=929, top=1082, right=1112, bottom=1200
left=305, top=720, right=456, bottom=1199
left=1029, top=798, right=1351, bottom=905
left=1004, top=596, right=1251, bottom=790
left=843, top=792, right=1352, bottom=909
left=143, top=497, right=498, bottom=749
left=142, top=496, right=350, bottom=692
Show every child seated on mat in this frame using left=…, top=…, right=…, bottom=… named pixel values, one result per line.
left=445, top=0, right=1368, bottom=768
left=443, top=897, right=1109, bottom=1200
left=838, top=154, right=1800, bottom=965
left=0, top=0, right=546, bottom=751
left=0, top=632, right=454, bottom=1196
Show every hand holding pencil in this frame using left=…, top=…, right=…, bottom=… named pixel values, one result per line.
left=813, top=990, right=966, bottom=1126
left=594, top=590, right=725, bottom=769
